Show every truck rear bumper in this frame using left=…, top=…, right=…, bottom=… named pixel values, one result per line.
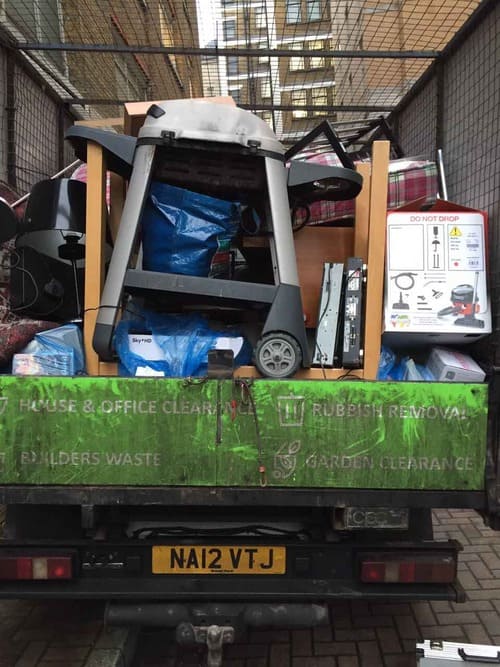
left=0, top=577, right=464, bottom=602
left=0, top=539, right=465, bottom=603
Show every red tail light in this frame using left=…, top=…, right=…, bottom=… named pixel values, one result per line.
left=0, top=556, right=73, bottom=581
left=360, top=553, right=456, bottom=584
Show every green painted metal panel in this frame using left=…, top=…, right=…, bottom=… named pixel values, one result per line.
left=0, top=376, right=488, bottom=490
left=220, top=381, right=488, bottom=490
left=0, top=377, right=218, bottom=486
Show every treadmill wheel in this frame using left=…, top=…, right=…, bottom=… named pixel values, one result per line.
left=254, top=332, right=302, bottom=378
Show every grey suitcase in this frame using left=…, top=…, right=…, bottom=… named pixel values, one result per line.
left=417, top=640, right=500, bottom=666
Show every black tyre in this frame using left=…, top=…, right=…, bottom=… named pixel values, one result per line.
left=254, top=332, right=302, bottom=378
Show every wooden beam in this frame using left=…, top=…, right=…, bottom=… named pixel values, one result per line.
left=108, top=172, right=125, bottom=243
left=234, top=366, right=363, bottom=380
left=75, top=117, right=123, bottom=128
left=362, top=141, right=390, bottom=380
left=354, top=162, right=371, bottom=263
left=83, top=142, right=107, bottom=376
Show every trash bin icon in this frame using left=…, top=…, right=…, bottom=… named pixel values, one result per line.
left=277, top=395, right=305, bottom=427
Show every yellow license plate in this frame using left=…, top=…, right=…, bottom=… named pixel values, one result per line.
left=152, top=545, right=286, bottom=575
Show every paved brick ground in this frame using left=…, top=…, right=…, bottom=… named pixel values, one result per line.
left=1, top=509, right=500, bottom=666
left=0, top=600, right=135, bottom=666
left=134, top=510, right=500, bottom=667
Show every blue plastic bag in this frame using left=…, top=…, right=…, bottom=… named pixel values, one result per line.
left=377, top=345, right=396, bottom=380
left=15, top=324, right=85, bottom=376
left=377, top=345, right=435, bottom=382
left=114, top=311, right=252, bottom=378
left=141, top=182, right=241, bottom=277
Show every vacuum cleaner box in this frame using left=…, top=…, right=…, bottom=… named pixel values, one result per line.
left=384, top=198, right=491, bottom=345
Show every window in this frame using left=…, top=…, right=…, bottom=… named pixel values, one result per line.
left=114, top=56, right=145, bottom=101
left=255, top=5, right=266, bottom=29
left=289, top=42, right=305, bottom=71
left=259, top=111, right=273, bottom=127
left=311, top=87, right=329, bottom=116
left=261, top=77, right=271, bottom=100
left=258, top=41, right=268, bottom=63
left=286, top=0, right=301, bottom=24
left=227, top=56, right=239, bottom=75
left=228, top=88, right=242, bottom=104
left=162, top=0, right=176, bottom=19
left=6, top=0, right=66, bottom=73
left=306, top=0, right=322, bottom=21
left=291, top=90, right=308, bottom=118
left=160, top=4, right=180, bottom=78
left=309, top=40, right=325, bottom=69
left=223, top=19, right=237, bottom=40
left=110, top=22, right=148, bottom=101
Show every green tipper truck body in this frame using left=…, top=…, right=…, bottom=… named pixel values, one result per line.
left=0, top=374, right=497, bottom=646
left=0, top=376, right=489, bottom=490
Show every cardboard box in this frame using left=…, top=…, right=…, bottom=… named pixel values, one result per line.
left=384, top=199, right=491, bottom=345
left=425, top=346, right=485, bottom=383
left=12, top=353, right=74, bottom=376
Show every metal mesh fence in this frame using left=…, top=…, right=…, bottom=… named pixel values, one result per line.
left=391, top=0, right=500, bottom=362
left=0, top=0, right=482, bottom=147
left=0, top=46, right=77, bottom=198
left=394, top=76, right=437, bottom=159
left=13, top=62, right=61, bottom=193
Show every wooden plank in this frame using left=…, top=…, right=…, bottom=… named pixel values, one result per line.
left=294, top=226, right=354, bottom=327
left=362, top=141, right=390, bottom=380
left=99, top=362, right=118, bottom=376
left=234, top=366, right=363, bottom=380
left=353, top=162, right=371, bottom=263
left=108, top=172, right=125, bottom=243
left=243, top=227, right=354, bottom=328
left=83, top=142, right=107, bottom=376
left=75, top=117, right=123, bottom=128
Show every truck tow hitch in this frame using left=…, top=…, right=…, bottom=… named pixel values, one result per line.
left=176, top=622, right=235, bottom=667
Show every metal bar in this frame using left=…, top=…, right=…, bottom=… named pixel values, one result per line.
left=22, top=50, right=80, bottom=100
left=57, top=103, right=65, bottom=172
left=435, top=59, right=445, bottom=155
left=242, top=103, right=394, bottom=113
left=11, top=159, right=81, bottom=208
left=437, top=149, right=448, bottom=201
left=6, top=51, right=16, bottom=189
left=16, top=43, right=440, bottom=59
left=284, top=119, right=355, bottom=167
left=64, top=100, right=396, bottom=112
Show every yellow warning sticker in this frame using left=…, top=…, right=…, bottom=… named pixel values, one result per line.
left=449, top=226, right=462, bottom=237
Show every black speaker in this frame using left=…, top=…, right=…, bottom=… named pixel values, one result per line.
left=10, top=179, right=87, bottom=322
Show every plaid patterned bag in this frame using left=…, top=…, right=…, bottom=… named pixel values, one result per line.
left=292, top=154, right=438, bottom=226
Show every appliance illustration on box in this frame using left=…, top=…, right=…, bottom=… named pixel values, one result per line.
left=384, top=199, right=491, bottom=344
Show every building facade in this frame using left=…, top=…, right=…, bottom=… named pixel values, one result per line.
left=216, top=0, right=335, bottom=140
left=1, top=0, right=203, bottom=115
left=215, top=0, right=473, bottom=141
